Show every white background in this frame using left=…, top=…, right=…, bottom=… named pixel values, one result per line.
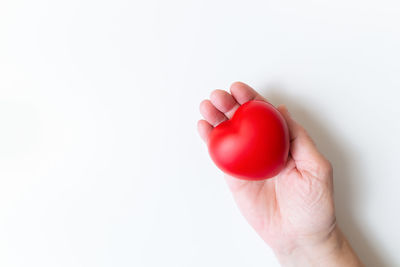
left=1, top=0, right=400, bottom=266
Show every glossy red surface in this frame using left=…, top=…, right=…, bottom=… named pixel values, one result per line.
left=208, top=100, right=290, bottom=180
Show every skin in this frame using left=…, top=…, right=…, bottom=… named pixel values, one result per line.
left=198, top=82, right=363, bottom=266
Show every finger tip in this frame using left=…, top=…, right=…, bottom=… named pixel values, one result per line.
left=229, top=81, right=248, bottom=93
left=209, top=89, right=226, bottom=100
left=230, top=81, right=248, bottom=88
left=277, top=104, right=287, bottom=112
left=197, top=119, right=213, bottom=143
left=199, top=99, right=211, bottom=112
left=197, top=119, right=208, bottom=128
left=210, top=89, right=239, bottom=114
left=277, top=104, right=290, bottom=117
left=229, top=81, right=269, bottom=104
left=209, top=90, right=226, bottom=107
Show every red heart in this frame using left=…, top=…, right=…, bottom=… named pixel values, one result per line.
left=208, top=100, right=290, bottom=180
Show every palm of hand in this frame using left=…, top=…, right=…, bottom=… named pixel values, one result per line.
left=226, top=155, right=335, bottom=253
left=198, top=82, right=336, bottom=253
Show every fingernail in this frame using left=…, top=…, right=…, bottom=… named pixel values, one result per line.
left=281, top=105, right=291, bottom=118
left=285, top=106, right=291, bottom=117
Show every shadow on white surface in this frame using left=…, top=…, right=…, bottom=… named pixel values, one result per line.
left=258, top=84, right=391, bottom=267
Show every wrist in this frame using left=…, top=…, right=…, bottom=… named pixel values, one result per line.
left=273, top=226, right=363, bottom=267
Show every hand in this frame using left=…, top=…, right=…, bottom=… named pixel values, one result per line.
left=198, top=82, right=363, bottom=266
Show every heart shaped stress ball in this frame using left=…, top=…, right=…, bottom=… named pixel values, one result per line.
left=208, top=100, right=290, bottom=180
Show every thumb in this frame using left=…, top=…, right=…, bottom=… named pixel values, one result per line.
left=277, top=105, right=330, bottom=173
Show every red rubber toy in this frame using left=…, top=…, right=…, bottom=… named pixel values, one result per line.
left=208, top=100, right=290, bottom=180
